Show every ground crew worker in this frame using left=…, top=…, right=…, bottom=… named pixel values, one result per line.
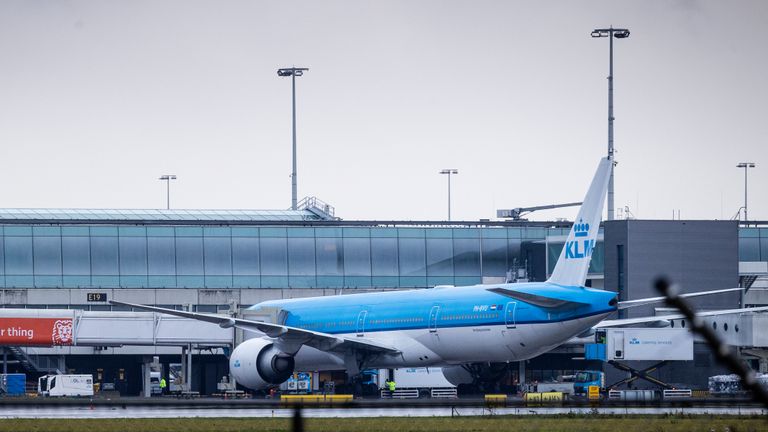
left=388, top=379, right=396, bottom=395
left=159, top=377, right=167, bottom=395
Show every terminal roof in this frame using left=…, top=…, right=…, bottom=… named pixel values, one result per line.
left=0, top=208, right=325, bottom=222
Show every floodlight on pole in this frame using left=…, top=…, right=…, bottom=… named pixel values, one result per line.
left=736, top=162, right=756, bottom=222
left=439, top=169, right=459, bottom=221
left=591, top=26, right=630, bottom=221
left=158, top=175, right=177, bottom=210
left=277, top=67, right=309, bottom=210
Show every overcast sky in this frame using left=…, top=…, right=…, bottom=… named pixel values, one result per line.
left=0, top=1, right=766, bottom=222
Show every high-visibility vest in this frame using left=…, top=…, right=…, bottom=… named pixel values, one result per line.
left=388, top=381, right=396, bottom=391
left=160, top=378, right=167, bottom=388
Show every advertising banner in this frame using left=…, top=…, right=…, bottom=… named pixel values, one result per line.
left=0, top=318, right=74, bottom=346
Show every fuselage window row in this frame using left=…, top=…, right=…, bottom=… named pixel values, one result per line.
left=296, top=311, right=506, bottom=330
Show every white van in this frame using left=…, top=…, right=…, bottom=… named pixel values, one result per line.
left=150, top=371, right=161, bottom=395
left=38, top=374, right=94, bottom=397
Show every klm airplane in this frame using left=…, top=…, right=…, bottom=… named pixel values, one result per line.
left=113, top=158, right=761, bottom=390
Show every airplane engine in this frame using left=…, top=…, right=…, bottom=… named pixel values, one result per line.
left=229, top=338, right=295, bottom=390
left=441, top=365, right=473, bottom=386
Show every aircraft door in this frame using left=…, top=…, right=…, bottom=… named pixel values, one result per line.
left=612, top=330, right=624, bottom=359
left=428, top=305, right=440, bottom=333
left=505, top=302, right=517, bottom=329
left=356, top=310, right=368, bottom=337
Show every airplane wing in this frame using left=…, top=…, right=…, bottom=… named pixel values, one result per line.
left=486, top=287, right=592, bottom=309
left=109, top=300, right=399, bottom=355
left=596, top=305, right=768, bottom=328
left=617, top=287, right=743, bottom=310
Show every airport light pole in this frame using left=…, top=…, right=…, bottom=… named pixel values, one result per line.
left=158, top=175, right=177, bottom=210
left=440, top=169, right=458, bottom=220
left=277, top=67, right=309, bottom=210
left=737, top=162, right=756, bottom=222
left=591, top=26, right=630, bottom=221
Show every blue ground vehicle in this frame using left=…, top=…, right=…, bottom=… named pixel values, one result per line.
left=573, top=370, right=605, bottom=396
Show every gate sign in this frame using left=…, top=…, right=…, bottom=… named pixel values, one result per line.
left=0, top=318, right=74, bottom=346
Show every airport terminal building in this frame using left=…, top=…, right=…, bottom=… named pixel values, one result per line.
left=0, top=205, right=766, bottom=395
left=0, top=209, right=601, bottom=295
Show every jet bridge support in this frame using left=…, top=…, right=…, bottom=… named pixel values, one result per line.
left=141, top=356, right=152, bottom=398
left=180, top=344, right=194, bottom=395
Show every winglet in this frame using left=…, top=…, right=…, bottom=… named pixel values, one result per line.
left=548, top=158, right=611, bottom=287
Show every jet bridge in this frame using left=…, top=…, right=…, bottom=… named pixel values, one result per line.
left=0, top=309, right=234, bottom=347
left=0, top=308, right=234, bottom=397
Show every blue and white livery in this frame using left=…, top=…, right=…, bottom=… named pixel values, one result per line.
left=113, top=158, right=762, bottom=390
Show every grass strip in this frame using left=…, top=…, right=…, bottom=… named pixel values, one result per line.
left=0, top=415, right=766, bottom=432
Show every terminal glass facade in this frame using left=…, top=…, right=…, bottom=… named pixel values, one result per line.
left=3, top=223, right=762, bottom=290
left=0, top=225, right=603, bottom=289
left=738, top=228, right=768, bottom=262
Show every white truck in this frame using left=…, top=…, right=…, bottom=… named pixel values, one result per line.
left=537, top=375, right=577, bottom=395
left=378, top=367, right=457, bottom=398
left=150, top=371, right=162, bottom=396
left=38, top=374, right=94, bottom=397
left=602, top=328, right=694, bottom=361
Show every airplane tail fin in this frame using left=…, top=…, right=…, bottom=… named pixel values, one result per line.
left=547, top=157, right=611, bottom=287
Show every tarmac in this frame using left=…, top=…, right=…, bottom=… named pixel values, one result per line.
left=1, top=405, right=766, bottom=418
left=0, top=396, right=766, bottom=418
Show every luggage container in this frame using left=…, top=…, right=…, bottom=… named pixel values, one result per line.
left=1, top=374, right=26, bottom=396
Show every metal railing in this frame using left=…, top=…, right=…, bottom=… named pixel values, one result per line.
left=431, top=388, right=458, bottom=398
left=663, top=389, right=693, bottom=399
left=296, top=196, right=336, bottom=220
left=380, top=389, right=419, bottom=399
left=5, top=347, right=61, bottom=375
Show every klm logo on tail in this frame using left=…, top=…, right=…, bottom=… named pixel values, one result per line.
left=565, top=219, right=595, bottom=259
left=547, top=158, right=610, bottom=287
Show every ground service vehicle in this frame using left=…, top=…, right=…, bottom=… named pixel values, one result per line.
left=573, top=370, right=605, bottom=396
left=537, top=376, right=577, bottom=395
left=150, top=371, right=161, bottom=395
left=38, top=374, right=94, bottom=397
left=376, top=367, right=456, bottom=398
